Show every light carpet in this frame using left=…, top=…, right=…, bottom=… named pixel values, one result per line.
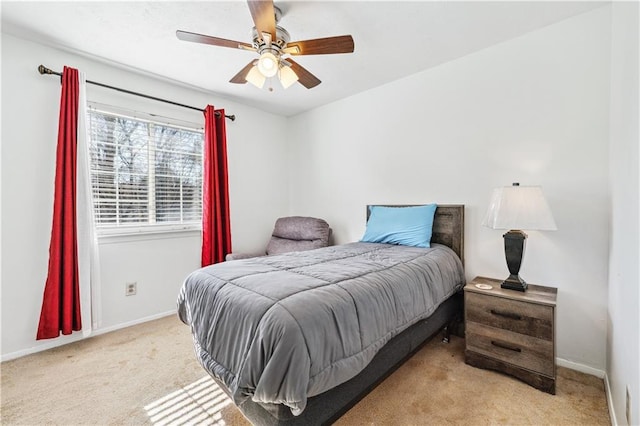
left=1, top=315, right=609, bottom=425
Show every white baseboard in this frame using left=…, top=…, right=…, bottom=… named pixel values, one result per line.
left=556, top=357, right=606, bottom=378
left=2, top=333, right=86, bottom=362
left=1, top=310, right=176, bottom=362
left=93, top=310, right=177, bottom=336
left=604, top=372, right=619, bottom=426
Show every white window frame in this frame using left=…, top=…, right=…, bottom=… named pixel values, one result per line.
left=87, top=103, right=204, bottom=237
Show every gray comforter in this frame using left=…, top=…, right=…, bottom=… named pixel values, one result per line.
left=177, top=242, right=464, bottom=416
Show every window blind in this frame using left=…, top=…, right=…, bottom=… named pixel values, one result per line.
left=88, top=109, right=203, bottom=231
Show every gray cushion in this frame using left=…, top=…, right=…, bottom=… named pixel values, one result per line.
left=267, top=217, right=331, bottom=255
left=271, top=216, right=331, bottom=241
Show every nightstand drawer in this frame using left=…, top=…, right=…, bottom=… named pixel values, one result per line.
left=466, top=321, right=554, bottom=377
left=466, top=291, right=553, bottom=341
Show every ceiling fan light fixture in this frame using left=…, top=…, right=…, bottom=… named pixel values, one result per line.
left=279, top=65, right=298, bottom=89
left=245, top=65, right=266, bottom=88
left=257, top=51, right=279, bottom=77
left=176, top=0, right=355, bottom=90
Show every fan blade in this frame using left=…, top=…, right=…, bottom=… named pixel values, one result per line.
left=229, top=61, right=256, bottom=84
left=284, top=35, right=354, bottom=55
left=176, top=30, right=253, bottom=50
left=287, top=59, right=321, bottom=89
left=247, top=0, right=276, bottom=41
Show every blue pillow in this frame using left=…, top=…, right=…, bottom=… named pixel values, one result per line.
left=361, top=204, right=437, bottom=248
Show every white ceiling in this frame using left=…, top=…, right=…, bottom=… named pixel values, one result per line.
left=1, top=1, right=604, bottom=117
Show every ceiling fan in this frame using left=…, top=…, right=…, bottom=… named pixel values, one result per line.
left=176, top=0, right=355, bottom=90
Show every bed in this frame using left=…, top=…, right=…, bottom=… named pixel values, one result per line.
left=177, top=204, right=465, bottom=425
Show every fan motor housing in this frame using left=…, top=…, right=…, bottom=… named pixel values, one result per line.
left=251, top=25, right=290, bottom=53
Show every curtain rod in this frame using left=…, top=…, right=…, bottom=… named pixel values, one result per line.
left=37, top=65, right=235, bottom=122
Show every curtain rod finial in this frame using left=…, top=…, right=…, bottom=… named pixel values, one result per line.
left=38, top=65, right=52, bottom=75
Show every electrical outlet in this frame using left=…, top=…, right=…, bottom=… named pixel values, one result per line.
left=626, top=385, right=632, bottom=425
left=125, top=282, right=137, bottom=296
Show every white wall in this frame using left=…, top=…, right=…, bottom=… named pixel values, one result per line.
left=287, top=7, right=612, bottom=372
left=1, top=34, right=289, bottom=359
left=607, top=2, right=639, bottom=425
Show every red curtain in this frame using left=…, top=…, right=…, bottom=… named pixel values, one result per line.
left=201, top=106, right=232, bottom=266
left=37, top=66, right=82, bottom=340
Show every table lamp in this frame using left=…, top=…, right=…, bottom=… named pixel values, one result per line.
left=482, top=183, right=557, bottom=291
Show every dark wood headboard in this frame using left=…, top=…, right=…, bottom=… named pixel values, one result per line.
left=366, top=204, right=465, bottom=264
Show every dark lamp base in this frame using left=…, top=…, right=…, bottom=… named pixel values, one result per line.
left=502, top=229, right=528, bottom=292
left=501, top=274, right=527, bottom=292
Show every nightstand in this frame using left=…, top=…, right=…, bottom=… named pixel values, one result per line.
left=464, top=276, right=557, bottom=394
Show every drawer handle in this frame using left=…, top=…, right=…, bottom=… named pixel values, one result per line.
left=491, top=340, right=522, bottom=353
left=490, top=309, right=522, bottom=321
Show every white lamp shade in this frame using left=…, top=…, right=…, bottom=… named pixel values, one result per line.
left=482, top=184, right=557, bottom=231
left=279, top=65, right=299, bottom=89
left=245, top=66, right=266, bottom=88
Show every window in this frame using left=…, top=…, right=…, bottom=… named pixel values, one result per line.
left=88, top=108, right=204, bottom=233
